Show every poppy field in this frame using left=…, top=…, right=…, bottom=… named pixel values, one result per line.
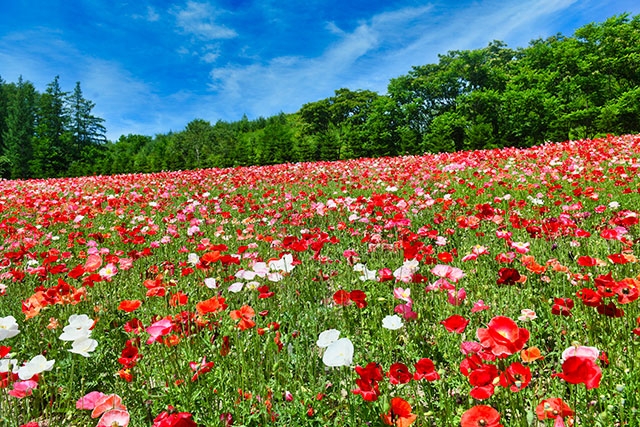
left=1, top=134, right=640, bottom=427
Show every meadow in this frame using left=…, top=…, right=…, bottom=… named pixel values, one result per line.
left=1, top=134, right=639, bottom=427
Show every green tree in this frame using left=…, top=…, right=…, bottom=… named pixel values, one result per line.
left=67, top=82, right=106, bottom=165
left=3, top=76, right=37, bottom=179
left=31, top=76, right=70, bottom=177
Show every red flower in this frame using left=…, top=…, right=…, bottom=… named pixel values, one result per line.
left=496, top=268, right=521, bottom=285
left=118, top=339, right=142, bottom=369
left=387, top=362, right=412, bottom=385
left=553, top=356, right=602, bottom=389
left=118, top=299, right=142, bottom=313
left=460, top=405, right=503, bottom=427
left=349, top=290, right=367, bottom=308
left=441, top=314, right=469, bottom=333
left=551, top=298, right=573, bottom=316
left=577, top=256, right=597, bottom=267
left=468, top=364, right=499, bottom=400
left=352, top=362, right=383, bottom=401
left=152, top=408, right=197, bottom=427
left=476, top=316, right=530, bottom=357
left=229, top=305, right=256, bottom=330
left=597, top=301, right=624, bottom=318
left=413, top=358, right=440, bottom=381
left=499, top=362, right=531, bottom=392
left=332, top=290, right=351, bottom=306
left=576, top=288, right=602, bottom=307
left=536, top=398, right=573, bottom=423
left=381, top=397, right=417, bottom=427
left=196, top=296, right=227, bottom=315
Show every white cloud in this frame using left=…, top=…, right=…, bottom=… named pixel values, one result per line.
left=171, top=1, right=237, bottom=40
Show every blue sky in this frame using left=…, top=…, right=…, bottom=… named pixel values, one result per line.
left=1, top=1, right=639, bottom=141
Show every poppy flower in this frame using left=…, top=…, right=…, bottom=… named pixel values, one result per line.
left=195, top=296, right=227, bottom=315
left=381, top=397, right=417, bottom=427
left=117, top=300, right=142, bottom=313
left=520, top=347, right=544, bottom=363
left=460, top=405, right=503, bottom=427
left=413, top=358, right=439, bottom=381
left=468, top=364, right=499, bottom=400
left=476, top=316, right=530, bottom=357
left=499, top=362, right=531, bottom=392
left=322, top=337, right=353, bottom=367
left=536, top=398, right=573, bottom=427
left=551, top=298, right=573, bottom=316
left=496, top=268, right=521, bottom=285
left=229, top=305, right=256, bottom=330
left=441, top=314, right=469, bottom=333
left=91, top=394, right=126, bottom=418
left=96, top=409, right=130, bottom=427
left=387, top=362, right=412, bottom=385
left=552, top=356, right=602, bottom=389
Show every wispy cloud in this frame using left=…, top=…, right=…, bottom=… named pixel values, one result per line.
left=171, top=1, right=237, bottom=41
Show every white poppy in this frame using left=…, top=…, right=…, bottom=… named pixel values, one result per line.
left=0, top=316, right=20, bottom=341
left=316, top=329, right=340, bottom=348
left=18, top=354, right=55, bottom=380
left=382, top=315, right=404, bottom=330
left=322, top=338, right=354, bottom=367
left=69, top=337, right=99, bottom=358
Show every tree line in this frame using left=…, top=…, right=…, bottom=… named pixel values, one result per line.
left=0, top=76, right=106, bottom=179
left=2, top=14, right=639, bottom=179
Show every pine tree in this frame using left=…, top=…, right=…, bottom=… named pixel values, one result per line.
left=66, top=82, right=106, bottom=165
left=3, top=76, right=37, bottom=179
left=31, top=76, right=70, bottom=177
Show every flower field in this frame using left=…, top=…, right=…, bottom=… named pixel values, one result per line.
left=1, top=134, right=640, bottom=427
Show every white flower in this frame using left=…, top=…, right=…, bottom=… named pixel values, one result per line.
left=316, top=329, right=340, bottom=348
left=382, top=315, right=404, bottom=330
left=227, top=282, right=244, bottom=293
left=322, top=338, right=354, bottom=367
left=518, top=309, right=537, bottom=322
left=0, top=316, right=20, bottom=341
left=59, top=314, right=93, bottom=341
left=18, top=354, right=55, bottom=380
left=204, top=277, right=218, bottom=289
left=0, top=357, right=18, bottom=374
left=187, top=253, right=200, bottom=266
left=69, top=337, right=99, bottom=358
left=268, top=254, right=295, bottom=273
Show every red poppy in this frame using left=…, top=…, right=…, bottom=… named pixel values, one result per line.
left=499, top=362, right=531, bottom=392
left=352, top=362, right=383, bottom=401
left=441, top=314, right=469, bottom=333
left=196, top=296, right=227, bottom=315
left=596, top=301, right=624, bottom=318
left=577, top=256, right=597, bottom=267
left=413, top=358, right=440, bottom=381
left=118, top=300, right=142, bottom=313
left=552, top=356, right=602, bottom=389
left=229, top=305, right=256, bottom=330
left=496, top=268, right=521, bottom=285
left=333, top=290, right=351, bottom=305
left=169, top=291, right=188, bottom=307
left=349, top=290, right=367, bottom=308
left=460, top=405, right=503, bottom=427
left=381, top=397, right=417, bottom=427
left=476, top=316, right=530, bottom=357
left=551, top=298, right=573, bottom=316
left=468, top=364, right=499, bottom=400
left=576, top=288, right=602, bottom=307
left=614, top=278, right=639, bottom=304
left=118, top=340, right=142, bottom=369
left=536, top=398, right=573, bottom=422
left=387, top=362, right=412, bottom=385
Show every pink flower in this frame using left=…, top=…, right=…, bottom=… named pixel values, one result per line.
left=8, top=380, right=38, bottom=398
left=471, top=300, right=490, bottom=313
left=97, top=409, right=130, bottom=427
left=393, top=287, right=412, bottom=303
left=447, top=288, right=467, bottom=306
left=431, top=265, right=465, bottom=282
left=76, top=391, right=106, bottom=410
left=146, top=318, right=173, bottom=345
